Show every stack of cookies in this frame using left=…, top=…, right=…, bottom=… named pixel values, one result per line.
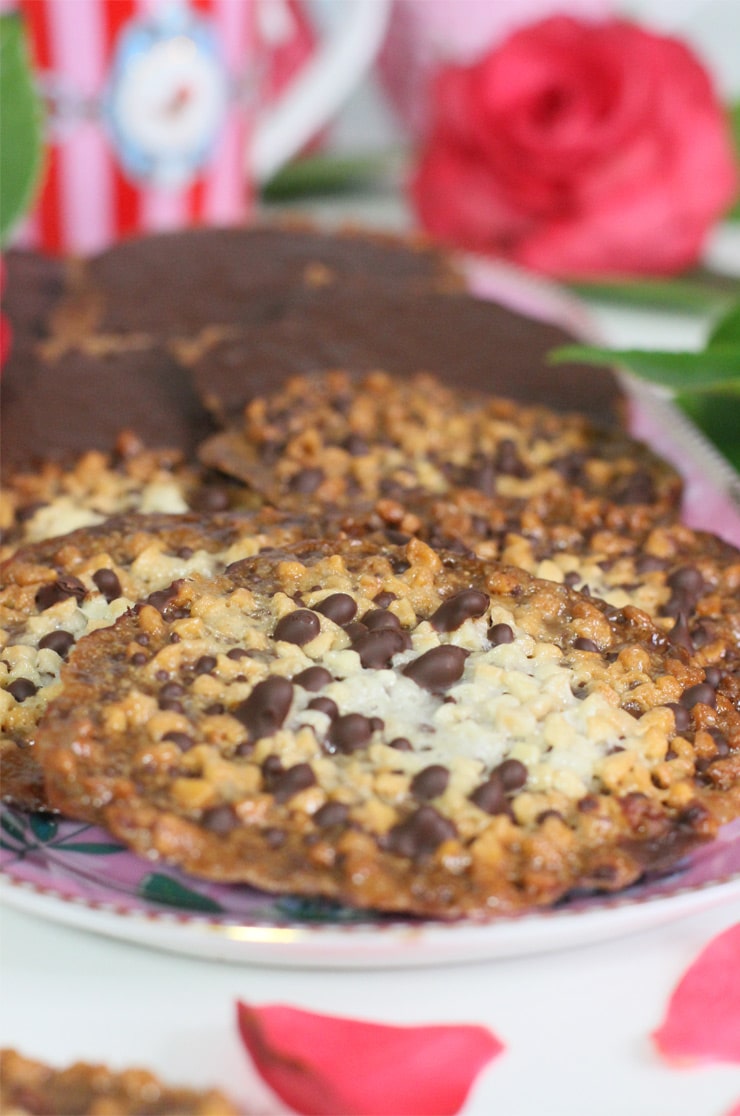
left=2, top=226, right=738, bottom=920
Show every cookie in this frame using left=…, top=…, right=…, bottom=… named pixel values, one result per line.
left=0, top=509, right=310, bottom=810
left=6, top=225, right=622, bottom=435
left=0, top=344, right=216, bottom=473
left=0, top=1049, right=239, bottom=1116
left=0, top=434, right=262, bottom=563
left=181, top=282, right=620, bottom=427
left=58, top=224, right=463, bottom=339
left=363, top=498, right=740, bottom=706
left=198, top=370, right=681, bottom=531
left=39, top=537, right=739, bottom=918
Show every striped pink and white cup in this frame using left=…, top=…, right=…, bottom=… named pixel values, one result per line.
left=12, top=0, right=388, bottom=254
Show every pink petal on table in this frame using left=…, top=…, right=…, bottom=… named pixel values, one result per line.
left=236, top=1001, right=503, bottom=1116
left=652, top=923, right=740, bottom=1065
left=725, top=1102, right=740, bottom=1116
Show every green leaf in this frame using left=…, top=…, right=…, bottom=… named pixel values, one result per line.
left=29, top=814, right=58, bottom=842
left=0, top=13, right=45, bottom=244
left=58, top=841, right=126, bottom=855
left=261, top=150, right=397, bottom=201
left=708, top=302, right=740, bottom=347
left=567, top=277, right=737, bottom=315
left=676, top=391, right=740, bottom=471
left=549, top=344, right=740, bottom=394
left=138, top=872, right=224, bottom=913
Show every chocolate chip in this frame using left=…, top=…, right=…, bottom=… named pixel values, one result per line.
left=7, top=678, right=37, bottom=702
left=362, top=609, right=401, bottom=631
left=704, top=666, right=722, bottom=689
left=130, top=652, right=148, bottom=666
left=382, top=530, right=409, bottom=547
left=226, top=648, right=251, bottom=661
left=573, top=637, right=599, bottom=653
left=668, top=612, right=694, bottom=653
left=202, top=804, right=238, bottom=835
left=159, top=682, right=185, bottom=701
left=635, top=555, right=667, bottom=574
left=343, top=433, right=368, bottom=456
left=680, top=682, right=716, bottom=710
left=294, top=666, right=332, bottom=691
left=205, top=703, right=225, bottom=715
left=389, top=737, right=413, bottom=751
left=262, top=755, right=284, bottom=784
left=373, top=591, right=396, bottom=608
left=289, top=467, right=324, bottom=494
left=494, top=758, right=528, bottom=791
left=402, top=645, right=468, bottom=691
left=162, top=731, right=196, bottom=752
left=385, top=806, right=457, bottom=859
left=146, top=582, right=183, bottom=614
left=494, top=438, right=529, bottom=477
left=92, top=568, right=122, bottom=603
left=314, top=801, right=349, bottom=827
left=191, top=485, right=230, bottom=512
left=328, top=713, right=373, bottom=753
left=431, top=589, right=489, bottom=633
left=667, top=566, right=704, bottom=595
left=159, top=700, right=184, bottom=714
left=38, top=629, right=75, bottom=658
left=195, top=655, right=217, bottom=675
left=465, top=456, right=496, bottom=496
left=613, top=470, right=655, bottom=505
left=353, top=628, right=408, bottom=669
left=315, top=593, right=357, bottom=625
left=35, top=575, right=87, bottom=611
left=307, top=696, right=338, bottom=719
left=273, top=762, right=316, bottom=804
left=469, top=775, right=509, bottom=815
left=410, top=764, right=450, bottom=800
left=274, top=609, right=321, bottom=646
left=369, top=716, right=384, bottom=732
left=235, top=676, right=294, bottom=739
left=488, top=623, right=514, bottom=646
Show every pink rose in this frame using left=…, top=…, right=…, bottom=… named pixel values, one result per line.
left=410, top=16, right=739, bottom=278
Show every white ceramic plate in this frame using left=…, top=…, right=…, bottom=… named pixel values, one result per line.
left=2, top=804, right=739, bottom=968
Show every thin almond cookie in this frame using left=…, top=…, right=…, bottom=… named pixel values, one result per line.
left=38, top=537, right=740, bottom=919
left=198, top=371, right=682, bottom=533
left=0, top=509, right=312, bottom=810
left=0, top=1049, right=240, bottom=1116
left=0, top=432, right=261, bottom=563
left=360, top=499, right=740, bottom=709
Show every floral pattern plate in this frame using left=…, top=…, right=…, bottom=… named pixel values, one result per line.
left=2, top=803, right=739, bottom=968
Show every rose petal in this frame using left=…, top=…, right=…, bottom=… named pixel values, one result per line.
left=725, top=1103, right=740, bottom=1116
left=236, top=1001, right=504, bottom=1116
left=652, top=923, right=740, bottom=1066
